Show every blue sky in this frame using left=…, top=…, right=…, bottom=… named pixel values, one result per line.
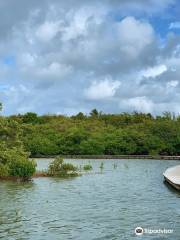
left=0, top=0, right=180, bottom=115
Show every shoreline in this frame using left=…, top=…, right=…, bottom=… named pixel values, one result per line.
left=31, top=155, right=180, bottom=160
left=0, top=172, right=48, bottom=181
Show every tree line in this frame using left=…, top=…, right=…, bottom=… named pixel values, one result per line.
left=5, top=109, right=180, bottom=157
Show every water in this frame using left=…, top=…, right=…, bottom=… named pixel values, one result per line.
left=0, top=159, right=180, bottom=240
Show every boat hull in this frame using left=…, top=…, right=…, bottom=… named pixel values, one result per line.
left=164, top=177, right=180, bottom=190
left=163, top=165, right=180, bottom=191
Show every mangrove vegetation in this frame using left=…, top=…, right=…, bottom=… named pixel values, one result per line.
left=2, top=102, right=180, bottom=180
left=0, top=104, right=36, bottom=180
left=2, top=107, right=180, bottom=158
left=47, top=157, right=79, bottom=177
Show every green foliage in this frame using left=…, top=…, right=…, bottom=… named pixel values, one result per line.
left=19, top=111, right=180, bottom=156
left=73, top=112, right=86, bottom=120
left=83, top=164, right=93, bottom=171
left=8, top=158, right=36, bottom=178
left=90, top=109, right=100, bottom=118
left=22, top=112, right=39, bottom=124
left=61, top=163, right=77, bottom=172
left=0, top=108, right=36, bottom=180
left=0, top=163, right=9, bottom=177
left=2, top=107, right=180, bottom=158
left=0, top=146, right=36, bottom=179
left=3, top=100, right=180, bottom=180
left=48, top=157, right=78, bottom=177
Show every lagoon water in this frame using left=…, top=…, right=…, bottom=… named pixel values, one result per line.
left=0, top=159, right=180, bottom=240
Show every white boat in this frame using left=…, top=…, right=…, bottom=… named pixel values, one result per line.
left=163, top=165, right=180, bottom=190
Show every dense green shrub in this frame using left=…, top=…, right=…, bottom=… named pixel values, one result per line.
left=3, top=106, right=180, bottom=158
left=0, top=145, right=36, bottom=180
left=0, top=104, right=36, bottom=181
left=83, top=164, right=93, bottom=171
left=61, top=163, right=77, bottom=171
left=0, top=163, right=9, bottom=177
left=48, top=157, right=78, bottom=177
left=8, top=158, right=36, bottom=179
left=18, top=111, right=180, bottom=157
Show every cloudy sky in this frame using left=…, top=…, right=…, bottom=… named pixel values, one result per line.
left=0, top=0, right=180, bottom=115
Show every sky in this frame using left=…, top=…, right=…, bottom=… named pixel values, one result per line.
left=0, top=0, right=180, bottom=115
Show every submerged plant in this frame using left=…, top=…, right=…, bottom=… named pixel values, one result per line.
left=83, top=164, right=93, bottom=171
left=48, top=157, right=78, bottom=178
left=99, top=162, right=104, bottom=171
left=113, top=162, right=118, bottom=169
left=124, top=163, right=129, bottom=169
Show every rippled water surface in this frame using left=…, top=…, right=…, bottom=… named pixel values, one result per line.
left=0, top=159, right=180, bottom=240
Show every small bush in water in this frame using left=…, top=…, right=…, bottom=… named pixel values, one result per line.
left=48, top=157, right=78, bottom=177
left=113, top=163, right=118, bottom=169
left=8, top=158, right=36, bottom=179
left=100, top=162, right=104, bottom=170
left=83, top=164, right=93, bottom=171
left=124, top=163, right=129, bottom=169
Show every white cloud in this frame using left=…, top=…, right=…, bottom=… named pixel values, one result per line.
left=62, top=9, right=89, bottom=41
left=117, top=17, right=154, bottom=58
left=62, top=7, right=103, bottom=41
left=0, top=1, right=180, bottom=115
left=169, top=22, right=180, bottom=29
left=140, top=64, right=167, bottom=78
left=36, top=62, right=73, bottom=79
left=85, top=77, right=121, bottom=100
left=36, top=21, right=61, bottom=42
left=18, top=53, right=37, bottom=67
left=2, top=84, right=30, bottom=112
left=166, top=80, right=178, bottom=88
left=165, top=56, right=180, bottom=69
left=125, top=96, right=154, bottom=113
left=17, top=53, right=73, bottom=79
